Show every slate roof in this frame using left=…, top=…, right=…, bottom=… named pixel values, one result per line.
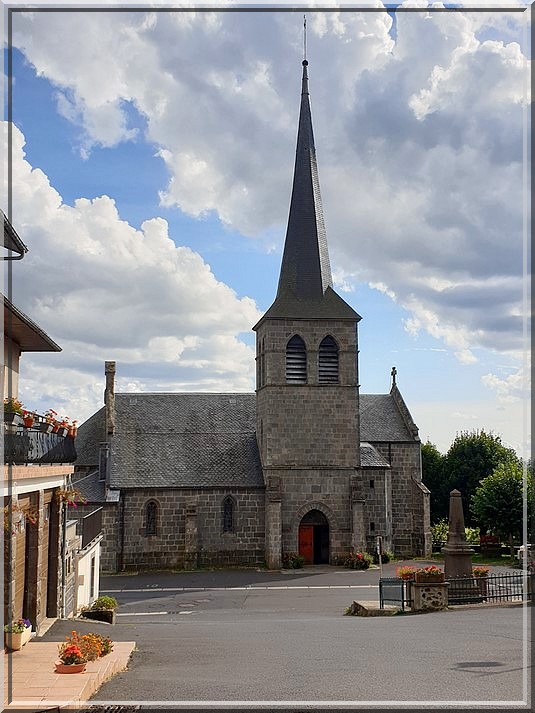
left=109, top=393, right=264, bottom=490
left=75, top=390, right=418, bottom=489
left=72, top=470, right=106, bottom=503
left=360, top=394, right=418, bottom=442
left=75, top=407, right=106, bottom=467
left=360, top=442, right=391, bottom=468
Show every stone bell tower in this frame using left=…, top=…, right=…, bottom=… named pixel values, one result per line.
left=254, top=59, right=362, bottom=569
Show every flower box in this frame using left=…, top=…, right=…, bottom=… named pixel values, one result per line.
left=4, top=413, right=22, bottom=426
left=415, top=571, right=445, bottom=584
left=4, top=625, right=31, bottom=651
left=81, top=609, right=116, bottom=625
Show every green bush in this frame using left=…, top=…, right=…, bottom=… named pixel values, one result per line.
left=465, top=527, right=480, bottom=545
left=91, top=595, right=118, bottom=611
left=431, top=519, right=449, bottom=543
left=282, top=552, right=306, bottom=569
left=431, top=519, right=480, bottom=545
left=344, top=551, right=373, bottom=570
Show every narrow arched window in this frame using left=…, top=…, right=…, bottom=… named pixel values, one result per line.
left=145, top=500, right=158, bottom=536
left=222, top=496, right=235, bottom=533
left=318, top=336, right=339, bottom=383
left=286, top=335, right=307, bottom=383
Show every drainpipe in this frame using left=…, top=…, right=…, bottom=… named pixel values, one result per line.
left=119, top=491, right=125, bottom=572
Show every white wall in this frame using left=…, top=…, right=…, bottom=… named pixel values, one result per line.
left=75, top=535, right=103, bottom=613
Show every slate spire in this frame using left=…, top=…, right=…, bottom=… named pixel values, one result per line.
left=276, top=59, right=333, bottom=302
left=255, top=58, right=360, bottom=326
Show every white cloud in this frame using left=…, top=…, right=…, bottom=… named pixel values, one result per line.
left=6, top=124, right=261, bottom=423
left=481, top=363, right=531, bottom=404
left=8, top=7, right=529, bottom=398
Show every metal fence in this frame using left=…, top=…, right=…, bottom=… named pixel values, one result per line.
left=380, top=572, right=529, bottom=609
left=4, top=429, right=77, bottom=464
left=447, top=572, right=528, bottom=605
left=379, top=577, right=412, bottom=610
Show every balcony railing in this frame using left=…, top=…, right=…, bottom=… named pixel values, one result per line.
left=74, top=507, right=103, bottom=549
left=4, top=415, right=77, bottom=464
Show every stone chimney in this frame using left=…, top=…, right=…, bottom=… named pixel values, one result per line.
left=104, top=361, right=116, bottom=436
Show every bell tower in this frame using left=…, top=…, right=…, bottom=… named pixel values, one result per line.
left=254, top=59, right=362, bottom=569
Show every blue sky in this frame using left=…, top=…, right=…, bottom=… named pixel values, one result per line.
left=4, top=4, right=530, bottom=455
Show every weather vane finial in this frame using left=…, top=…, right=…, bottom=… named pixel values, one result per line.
left=303, top=14, right=307, bottom=63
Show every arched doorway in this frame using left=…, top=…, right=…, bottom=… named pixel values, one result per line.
left=298, top=509, right=329, bottom=564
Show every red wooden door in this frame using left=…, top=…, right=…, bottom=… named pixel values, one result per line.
left=299, top=525, right=314, bottom=564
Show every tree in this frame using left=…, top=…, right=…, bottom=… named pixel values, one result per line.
left=421, top=441, right=450, bottom=523
left=471, top=461, right=531, bottom=555
left=444, top=430, right=520, bottom=526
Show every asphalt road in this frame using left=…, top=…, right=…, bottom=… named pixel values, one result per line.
left=42, top=563, right=530, bottom=708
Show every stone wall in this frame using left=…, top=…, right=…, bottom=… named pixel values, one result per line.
left=119, top=488, right=265, bottom=571
left=265, top=469, right=354, bottom=562
left=256, top=318, right=360, bottom=470
left=372, top=441, right=427, bottom=557
left=361, top=467, right=392, bottom=554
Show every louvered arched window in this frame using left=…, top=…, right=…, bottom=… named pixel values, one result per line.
left=318, top=336, right=339, bottom=383
left=145, top=500, right=158, bottom=536
left=222, top=495, right=235, bottom=533
left=286, top=335, right=307, bottom=383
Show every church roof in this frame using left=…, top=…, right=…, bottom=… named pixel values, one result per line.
left=76, top=390, right=419, bottom=489
left=360, top=394, right=420, bottom=442
left=256, top=61, right=359, bottom=327
left=360, top=442, right=391, bottom=468
left=97, top=393, right=263, bottom=489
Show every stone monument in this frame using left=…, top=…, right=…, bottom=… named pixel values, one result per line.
left=442, top=489, right=474, bottom=578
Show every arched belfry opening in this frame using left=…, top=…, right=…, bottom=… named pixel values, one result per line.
left=298, top=509, right=329, bottom=564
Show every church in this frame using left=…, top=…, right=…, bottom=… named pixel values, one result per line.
left=74, top=58, right=431, bottom=572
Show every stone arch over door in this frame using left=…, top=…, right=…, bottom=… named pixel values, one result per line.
left=294, top=502, right=337, bottom=565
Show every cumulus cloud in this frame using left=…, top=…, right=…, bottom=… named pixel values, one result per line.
left=6, top=124, right=261, bottom=422
left=481, top=363, right=531, bottom=404
left=7, top=6, right=529, bottom=416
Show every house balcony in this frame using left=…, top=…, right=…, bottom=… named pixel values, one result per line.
left=4, top=414, right=77, bottom=464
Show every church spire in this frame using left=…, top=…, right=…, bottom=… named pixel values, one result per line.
left=275, top=58, right=333, bottom=302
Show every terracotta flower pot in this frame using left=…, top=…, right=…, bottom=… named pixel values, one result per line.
left=55, top=661, right=86, bottom=674
left=23, top=416, right=34, bottom=428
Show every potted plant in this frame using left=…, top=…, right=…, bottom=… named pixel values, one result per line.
left=282, top=552, right=306, bottom=569
left=414, top=565, right=445, bottom=583
left=344, top=551, right=373, bottom=570
left=480, top=533, right=502, bottom=557
left=55, top=642, right=87, bottom=673
left=3, top=502, right=39, bottom=535
left=473, top=566, right=490, bottom=597
left=56, top=416, right=71, bottom=437
left=57, top=487, right=87, bottom=509
left=22, top=410, right=35, bottom=428
left=4, top=397, right=24, bottom=425
left=81, top=596, right=118, bottom=624
left=395, top=566, right=417, bottom=581
left=4, top=618, right=32, bottom=650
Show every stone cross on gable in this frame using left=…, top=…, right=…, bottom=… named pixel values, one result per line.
left=391, top=366, right=397, bottom=386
